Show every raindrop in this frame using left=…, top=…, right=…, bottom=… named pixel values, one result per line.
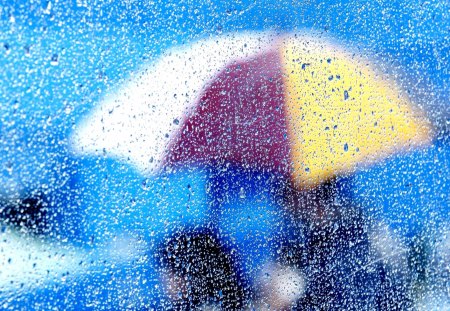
left=344, top=143, right=349, bottom=152
left=239, top=187, right=246, bottom=199
left=50, top=54, right=59, bottom=66
left=141, top=179, right=150, bottom=191
left=344, top=90, right=349, bottom=100
left=173, top=118, right=180, bottom=125
left=64, top=104, right=73, bottom=114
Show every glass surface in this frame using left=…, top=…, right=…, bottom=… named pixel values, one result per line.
left=0, top=0, right=448, bottom=309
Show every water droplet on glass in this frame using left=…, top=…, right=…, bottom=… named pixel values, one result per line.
left=239, top=187, right=246, bottom=199
left=141, top=179, right=150, bottom=191
left=344, top=90, right=349, bottom=100
left=173, top=118, right=180, bottom=125
left=64, top=104, right=73, bottom=114
left=50, top=54, right=59, bottom=66
left=344, top=143, right=349, bottom=152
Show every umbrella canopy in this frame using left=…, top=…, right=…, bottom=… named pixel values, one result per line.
left=73, top=32, right=432, bottom=188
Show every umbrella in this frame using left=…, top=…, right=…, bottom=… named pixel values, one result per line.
left=166, top=34, right=433, bottom=188
left=73, top=32, right=432, bottom=188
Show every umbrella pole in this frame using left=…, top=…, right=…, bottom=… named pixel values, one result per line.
left=204, top=164, right=226, bottom=229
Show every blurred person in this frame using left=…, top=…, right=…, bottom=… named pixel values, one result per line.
left=250, top=178, right=415, bottom=310
left=158, top=228, right=248, bottom=310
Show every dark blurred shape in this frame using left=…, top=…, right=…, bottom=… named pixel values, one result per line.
left=0, top=192, right=50, bottom=234
left=158, top=229, right=247, bottom=310
left=279, top=180, right=414, bottom=310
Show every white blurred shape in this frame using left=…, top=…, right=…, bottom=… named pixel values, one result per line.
left=257, top=262, right=306, bottom=310
left=71, top=32, right=276, bottom=174
left=368, top=222, right=409, bottom=269
left=0, top=226, right=87, bottom=293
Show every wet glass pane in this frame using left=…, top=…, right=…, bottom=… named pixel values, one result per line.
left=1, top=0, right=448, bottom=309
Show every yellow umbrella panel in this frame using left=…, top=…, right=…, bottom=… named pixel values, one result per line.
left=281, top=36, right=432, bottom=189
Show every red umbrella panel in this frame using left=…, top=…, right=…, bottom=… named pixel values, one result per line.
left=165, top=50, right=293, bottom=176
